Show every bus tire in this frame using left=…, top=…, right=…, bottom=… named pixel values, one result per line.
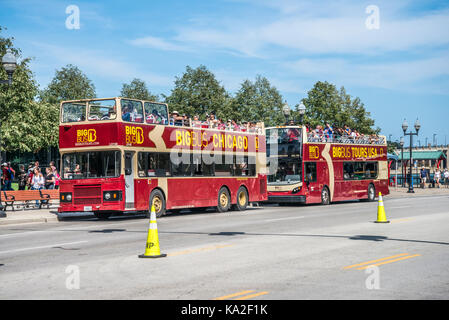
left=149, top=189, right=166, bottom=218
left=217, top=187, right=231, bottom=213
left=367, top=184, right=376, bottom=202
left=321, top=187, right=330, bottom=205
left=232, top=186, right=249, bottom=211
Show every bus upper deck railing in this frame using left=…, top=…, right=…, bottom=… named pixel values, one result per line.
left=307, top=133, right=386, bottom=145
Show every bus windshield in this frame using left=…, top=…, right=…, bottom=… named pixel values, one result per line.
left=266, top=127, right=302, bottom=185
left=62, top=102, right=86, bottom=122
left=62, top=151, right=121, bottom=179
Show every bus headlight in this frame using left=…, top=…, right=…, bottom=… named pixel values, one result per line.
left=103, top=191, right=122, bottom=201
left=60, top=192, right=72, bottom=202
left=292, top=187, right=301, bottom=194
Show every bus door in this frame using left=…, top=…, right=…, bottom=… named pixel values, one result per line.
left=304, top=162, right=320, bottom=202
left=124, top=151, right=135, bottom=208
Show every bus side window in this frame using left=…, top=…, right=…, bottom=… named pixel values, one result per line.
left=304, top=162, right=317, bottom=182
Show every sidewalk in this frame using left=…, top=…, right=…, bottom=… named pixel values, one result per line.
left=1, top=187, right=448, bottom=226
left=0, top=203, right=60, bottom=226
left=387, top=185, right=449, bottom=198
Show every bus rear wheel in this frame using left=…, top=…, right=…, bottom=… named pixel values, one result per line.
left=149, top=189, right=166, bottom=218
left=232, top=187, right=249, bottom=211
left=217, top=187, right=231, bottom=213
left=367, top=184, right=376, bottom=202
left=321, top=187, right=330, bottom=205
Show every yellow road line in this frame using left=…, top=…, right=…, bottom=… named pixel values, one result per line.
left=233, top=291, right=269, bottom=300
left=343, top=253, right=410, bottom=270
left=356, top=254, right=421, bottom=270
left=213, top=290, right=255, bottom=300
left=167, top=244, right=233, bottom=257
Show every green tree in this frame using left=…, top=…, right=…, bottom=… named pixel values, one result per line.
left=120, top=78, right=158, bottom=101
left=297, top=81, right=378, bottom=134
left=39, top=64, right=96, bottom=104
left=164, top=65, right=231, bottom=119
left=231, top=75, right=285, bottom=126
left=0, top=26, right=59, bottom=153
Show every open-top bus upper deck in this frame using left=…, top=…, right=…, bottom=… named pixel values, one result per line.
left=58, top=97, right=267, bottom=217
left=265, top=125, right=388, bottom=204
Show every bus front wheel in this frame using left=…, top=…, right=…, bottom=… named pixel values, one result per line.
left=217, top=187, right=231, bottom=213
left=321, top=187, right=330, bottom=205
left=149, top=189, right=166, bottom=218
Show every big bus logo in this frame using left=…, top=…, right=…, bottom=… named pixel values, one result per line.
left=77, top=129, right=97, bottom=143
left=309, top=145, right=320, bottom=159
left=125, top=126, right=144, bottom=145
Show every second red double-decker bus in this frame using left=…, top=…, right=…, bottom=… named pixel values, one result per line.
left=58, top=97, right=267, bottom=218
left=266, top=126, right=389, bottom=204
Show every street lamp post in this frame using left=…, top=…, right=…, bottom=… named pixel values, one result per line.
left=402, top=119, right=420, bottom=193
left=282, top=101, right=291, bottom=125
left=0, top=49, right=18, bottom=216
left=400, top=136, right=405, bottom=187
left=297, top=102, right=306, bottom=125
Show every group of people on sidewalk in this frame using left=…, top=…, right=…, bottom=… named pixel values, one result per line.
left=419, top=167, right=449, bottom=188
left=1, top=161, right=61, bottom=191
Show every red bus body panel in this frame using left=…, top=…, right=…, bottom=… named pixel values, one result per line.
left=58, top=120, right=267, bottom=214
left=267, top=142, right=389, bottom=204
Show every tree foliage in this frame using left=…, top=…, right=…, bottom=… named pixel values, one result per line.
left=39, top=64, right=96, bottom=104
left=231, top=76, right=285, bottom=126
left=120, top=78, right=158, bottom=101
left=164, top=65, right=231, bottom=119
left=296, top=81, right=379, bottom=134
left=0, top=26, right=59, bottom=153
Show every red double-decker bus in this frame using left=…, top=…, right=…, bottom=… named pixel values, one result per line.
left=266, top=126, right=389, bottom=204
left=58, top=97, right=267, bottom=218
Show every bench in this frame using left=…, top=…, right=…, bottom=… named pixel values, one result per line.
left=1, top=189, right=60, bottom=211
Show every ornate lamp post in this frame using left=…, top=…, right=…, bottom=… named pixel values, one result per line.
left=1, top=49, right=17, bottom=85
left=297, top=102, right=306, bottom=125
left=402, top=118, right=421, bottom=193
left=282, top=101, right=291, bottom=125
left=400, top=136, right=405, bottom=187
left=1, top=49, right=18, bottom=216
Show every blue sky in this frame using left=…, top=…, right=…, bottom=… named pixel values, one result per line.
left=1, top=0, right=449, bottom=146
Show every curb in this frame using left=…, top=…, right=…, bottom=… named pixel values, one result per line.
left=0, top=216, right=59, bottom=226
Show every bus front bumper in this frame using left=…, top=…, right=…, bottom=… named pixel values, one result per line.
left=267, top=195, right=306, bottom=203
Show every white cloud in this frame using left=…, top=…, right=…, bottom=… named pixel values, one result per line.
left=128, top=36, right=189, bottom=52
left=30, top=42, right=173, bottom=87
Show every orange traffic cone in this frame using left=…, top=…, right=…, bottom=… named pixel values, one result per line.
left=374, top=192, right=390, bottom=223
left=139, top=205, right=167, bottom=258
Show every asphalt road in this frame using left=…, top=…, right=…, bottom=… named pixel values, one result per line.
left=1, top=195, right=448, bottom=300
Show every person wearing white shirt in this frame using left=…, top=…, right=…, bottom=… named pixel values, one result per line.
left=31, top=168, right=45, bottom=207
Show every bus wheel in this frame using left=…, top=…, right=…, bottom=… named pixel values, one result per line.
left=321, top=187, right=330, bottom=205
left=217, top=187, right=231, bottom=213
left=149, top=189, right=166, bottom=218
left=367, top=184, right=376, bottom=202
left=232, top=187, right=249, bottom=211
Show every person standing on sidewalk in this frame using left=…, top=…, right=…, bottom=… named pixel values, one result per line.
left=17, top=164, right=27, bottom=190
left=444, top=169, right=449, bottom=188
left=434, top=169, right=441, bottom=188
left=31, top=168, right=45, bottom=208
left=420, top=167, right=427, bottom=188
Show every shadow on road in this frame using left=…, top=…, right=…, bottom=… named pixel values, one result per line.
left=158, top=230, right=449, bottom=246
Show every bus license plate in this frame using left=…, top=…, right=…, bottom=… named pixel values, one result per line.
left=84, top=206, right=92, bottom=212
